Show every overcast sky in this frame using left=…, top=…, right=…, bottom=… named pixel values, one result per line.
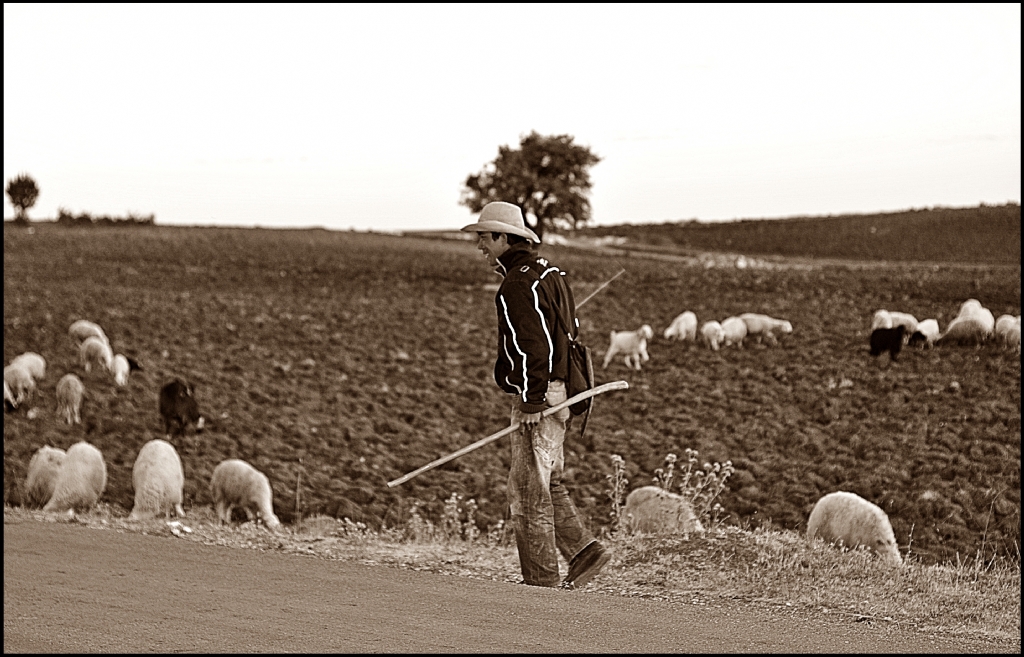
left=4, top=4, right=1020, bottom=231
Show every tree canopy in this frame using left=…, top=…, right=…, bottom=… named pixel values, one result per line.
left=460, top=132, right=601, bottom=241
left=6, top=174, right=40, bottom=224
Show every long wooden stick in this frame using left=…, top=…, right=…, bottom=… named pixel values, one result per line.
left=575, top=268, right=626, bottom=309
left=386, top=380, right=629, bottom=488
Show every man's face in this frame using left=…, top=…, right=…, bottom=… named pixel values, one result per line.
left=475, top=232, right=507, bottom=269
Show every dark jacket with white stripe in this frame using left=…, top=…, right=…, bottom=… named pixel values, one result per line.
left=492, top=243, right=579, bottom=414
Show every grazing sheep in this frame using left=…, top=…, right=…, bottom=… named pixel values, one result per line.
left=129, top=439, right=185, bottom=520
left=721, top=316, right=748, bottom=349
left=11, top=352, right=46, bottom=382
left=112, top=354, right=142, bottom=387
left=937, top=299, right=995, bottom=345
left=1003, top=318, right=1021, bottom=354
left=872, top=309, right=917, bottom=341
left=663, top=311, right=698, bottom=342
left=958, top=298, right=983, bottom=315
left=159, top=378, right=206, bottom=438
left=738, top=313, right=793, bottom=346
left=42, top=441, right=107, bottom=513
left=886, top=311, right=919, bottom=335
left=907, top=318, right=940, bottom=349
left=994, top=315, right=1018, bottom=344
left=602, top=324, right=654, bottom=370
left=210, top=459, right=281, bottom=531
left=622, top=486, right=704, bottom=535
left=23, top=446, right=67, bottom=508
left=80, top=335, right=114, bottom=373
left=56, top=373, right=85, bottom=425
left=870, top=309, right=893, bottom=330
left=940, top=316, right=993, bottom=345
left=700, top=320, right=725, bottom=351
left=4, top=363, right=36, bottom=408
left=806, top=491, right=902, bottom=566
left=68, top=319, right=109, bottom=346
left=869, top=325, right=906, bottom=361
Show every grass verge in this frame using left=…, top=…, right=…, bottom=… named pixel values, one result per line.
left=5, top=503, right=1018, bottom=647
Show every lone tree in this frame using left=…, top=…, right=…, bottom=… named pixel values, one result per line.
left=6, top=174, right=40, bottom=225
left=460, top=132, right=601, bottom=241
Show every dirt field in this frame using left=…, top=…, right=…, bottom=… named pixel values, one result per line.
left=3, top=224, right=1020, bottom=564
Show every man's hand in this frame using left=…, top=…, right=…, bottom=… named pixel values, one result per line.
left=521, top=411, right=542, bottom=432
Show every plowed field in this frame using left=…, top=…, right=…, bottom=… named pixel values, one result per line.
left=4, top=224, right=1019, bottom=564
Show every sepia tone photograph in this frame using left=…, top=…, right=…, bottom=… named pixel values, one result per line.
left=4, top=3, right=1020, bottom=653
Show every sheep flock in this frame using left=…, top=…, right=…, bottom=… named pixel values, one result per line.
left=604, top=300, right=1017, bottom=368
left=9, top=318, right=280, bottom=533
left=4, top=235, right=1019, bottom=569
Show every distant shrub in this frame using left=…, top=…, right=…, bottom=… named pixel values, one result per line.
left=56, top=207, right=155, bottom=227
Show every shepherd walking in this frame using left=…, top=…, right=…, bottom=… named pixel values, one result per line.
left=461, top=201, right=611, bottom=589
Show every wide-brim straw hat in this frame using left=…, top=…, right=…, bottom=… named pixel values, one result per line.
left=461, top=201, right=540, bottom=243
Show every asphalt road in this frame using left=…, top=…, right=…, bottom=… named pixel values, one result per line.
left=3, top=519, right=1014, bottom=653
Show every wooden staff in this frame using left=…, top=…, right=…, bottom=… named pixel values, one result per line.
left=576, top=268, right=626, bottom=309
left=386, top=380, right=629, bottom=488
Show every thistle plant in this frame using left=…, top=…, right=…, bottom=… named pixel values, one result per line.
left=606, top=454, right=628, bottom=534
left=338, top=517, right=373, bottom=543
left=653, top=453, right=677, bottom=490
left=675, top=448, right=735, bottom=525
left=485, top=518, right=508, bottom=547
left=441, top=492, right=462, bottom=541
left=462, top=497, right=480, bottom=543
left=405, top=501, right=435, bottom=542
left=676, top=448, right=700, bottom=493
left=438, top=493, right=481, bottom=543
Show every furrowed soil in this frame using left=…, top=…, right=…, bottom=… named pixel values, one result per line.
left=3, top=221, right=1020, bottom=566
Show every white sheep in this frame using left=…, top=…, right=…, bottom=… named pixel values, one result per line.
left=11, top=352, right=46, bottom=382
left=4, top=363, right=36, bottom=408
left=210, top=459, right=281, bottom=531
left=721, top=316, right=748, bottom=348
left=42, top=441, right=107, bottom=513
left=68, top=319, right=109, bottom=346
left=908, top=318, right=940, bottom=349
left=806, top=491, right=902, bottom=566
left=55, top=373, right=85, bottom=425
left=872, top=309, right=917, bottom=341
left=994, top=314, right=1017, bottom=344
left=23, top=446, right=67, bottom=508
left=958, top=298, right=983, bottom=315
left=663, top=311, right=698, bottom=342
left=870, top=309, right=892, bottom=330
left=738, top=313, right=793, bottom=346
left=978, top=308, right=996, bottom=334
left=111, top=354, right=141, bottom=386
left=1003, top=317, right=1020, bottom=354
left=602, top=324, right=654, bottom=370
left=129, top=439, right=185, bottom=520
left=938, top=299, right=995, bottom=345
left=80, top=335, right=114, bottom=373
left=622, top=485, right=704, bottom=535
left=887, top=311, right=919, bottom=334
left=700, top=320, right=725, bottom=351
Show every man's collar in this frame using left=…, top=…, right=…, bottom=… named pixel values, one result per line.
left=496, top=243, right=537, bottom=276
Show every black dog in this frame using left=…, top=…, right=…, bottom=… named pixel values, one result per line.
left=870, top=325, right=906, bottom=361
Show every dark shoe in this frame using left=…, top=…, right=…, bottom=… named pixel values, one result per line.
left=563, top=541, right=611, bottom=590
